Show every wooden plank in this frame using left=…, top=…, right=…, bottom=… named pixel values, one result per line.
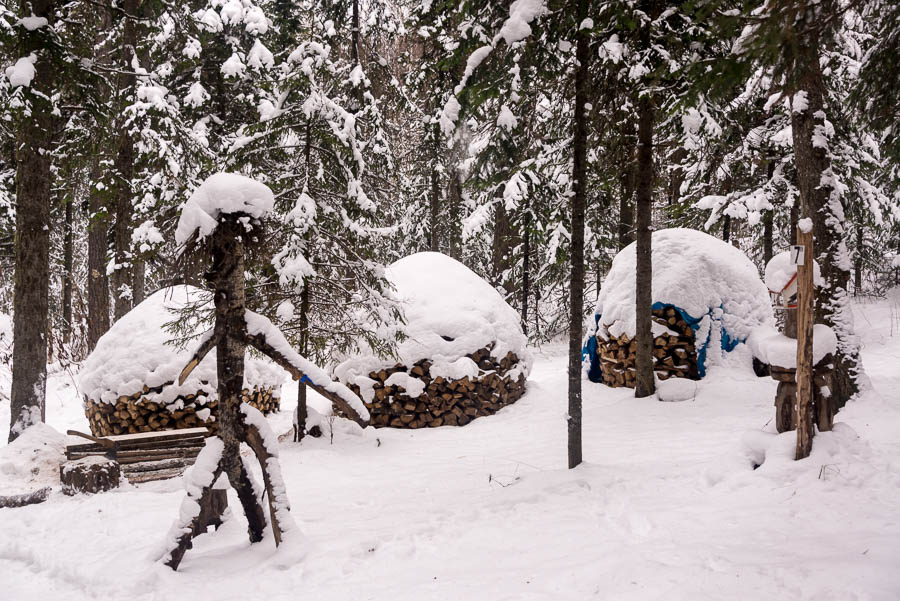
left=66, top=436, right=206, bottom=455
left=121, top=457, right=197, bottom=474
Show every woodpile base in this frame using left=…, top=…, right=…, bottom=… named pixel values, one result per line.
left=346, top=347, right=527, bottom=428
left=60, top=457, right=121, bottom=495
left=595, top=305, right=699, bottom=388
left=84, top=386, right=280, bottom=437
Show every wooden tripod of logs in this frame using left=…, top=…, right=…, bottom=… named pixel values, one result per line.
left=160, top=214, right=367, bottom=570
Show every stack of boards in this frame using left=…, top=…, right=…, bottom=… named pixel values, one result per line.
left=65, top=427, right=209, bottom=484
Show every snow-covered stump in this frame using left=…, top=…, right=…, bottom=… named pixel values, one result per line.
left=586, top=229, right=774, bottom=389
left=59, top=457, right=120, bottom=495
left=78, top=285, right=283, bottom=437
left=336, top=252, right=531, bottom=428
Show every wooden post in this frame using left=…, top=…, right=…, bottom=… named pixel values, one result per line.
left=795, top=228, right=815, bottom=460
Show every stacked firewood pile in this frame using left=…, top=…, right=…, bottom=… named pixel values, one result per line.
left=84, top=385, right=280, bottom=437
left=345, top=346, right=527, bottom=428
left=64, top=427, right=209, bottom=484
left=595, top=305, right=699, bottom=388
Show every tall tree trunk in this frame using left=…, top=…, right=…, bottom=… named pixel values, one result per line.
left=634, top=93, right=656, bottom=399
left=9, top=0, right=55, bottom=442
left=722, top=214, right=731, bottom=243
left=568, top=0, right=590, bottom=469
left=521, top=204, right=531, bottom=334
left=762, top=161, right=775, bottom=266
left=618, top=139, right=635, bottom=249
left=790, top=25, right=860, bottom=410
left=853, top=224, right=863, bottom=294
left=112, top=0, right=139, bottom=320
left=132, top=260, right=145, bottom=305
left=62, top=196, right=74, bottom=345
left=87, top=158, right=111, bottom=352
left=492, top=192, right=512, bottom=290
left=295, top=281, right=310, bottom=441
left=429, top=166, right=440, bottom=252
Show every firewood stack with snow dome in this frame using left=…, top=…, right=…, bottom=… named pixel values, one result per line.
left=77, top=285, right=283, bottom=436
left=585, top=229, right=775, bottom=388
left=334, top=252, right=532, bottom=428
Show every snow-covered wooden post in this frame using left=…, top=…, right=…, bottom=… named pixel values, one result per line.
left=158, top=173, right=369, bottom=570
left=795, top=222, right=815, bottom=460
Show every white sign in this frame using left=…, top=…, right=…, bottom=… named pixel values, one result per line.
left=790, top=244, right=806, bottom=266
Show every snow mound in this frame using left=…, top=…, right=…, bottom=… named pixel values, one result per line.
left=335, top=252, right=531, bottom=383
left=590, top=228, right=773, bottom=374
left=77, top=285, right=283, bottom=407
left=175, top=172, right=275, bottom=245
left=747, top=324, right=837, bottom=368
left=764, top=250, right=822, bottom=293
left=656, top=377, right=698, bottom=402
left=0, top=423, right=67, bottom=495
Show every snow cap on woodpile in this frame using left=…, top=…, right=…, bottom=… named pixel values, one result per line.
left=591, top=228, right=774, bottom=366
left=335, top=251, right=531, bottom=384
left=175, top=172, right=275, bottom=245
left=77, top=285, right=283, bottom=407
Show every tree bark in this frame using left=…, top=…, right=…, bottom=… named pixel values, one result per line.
left=9, top=0, right=55, bottom=442
left=87, top=158, right=111, bottom=352
left=62, top=196, right=74, bottom=345
left=618, top=138, right=635, bottom=249
left=207, top=217, right=267, bottom=542
left=521, top=205, right=531, bottom=335
left=111, top=0, right=139, bottom=321
left=634, top=93, right=656, bottom=399
left=295, top=281, right=310, bottom=441
left=492, top=191, right=512, bottom=291
left=853, top=224, right=863, bottom=294
left=568, top=0, right=590, bottom=469
left=429, top=166, right=440, bottom=252
left=722, top=214, right=731, bottom=243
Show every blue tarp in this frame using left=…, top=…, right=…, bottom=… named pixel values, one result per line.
left=582, top=302, right=745, bottom=382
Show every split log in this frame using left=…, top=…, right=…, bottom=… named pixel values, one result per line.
left=0, top=487, right=52, bottom=508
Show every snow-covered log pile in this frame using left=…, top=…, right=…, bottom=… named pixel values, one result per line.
left=336, top=252, right=531, bottom=428
left=586, top=229, right=774, bottom=388
left=77, top=286, right=283, bottom=436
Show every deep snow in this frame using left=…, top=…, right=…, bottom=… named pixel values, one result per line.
left=1, top=296, right=899, bottom=601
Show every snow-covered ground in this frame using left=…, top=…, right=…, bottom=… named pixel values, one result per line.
left=1, top=297, right=899, bottom=601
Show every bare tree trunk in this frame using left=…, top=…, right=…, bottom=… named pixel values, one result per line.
left=429, top=167, right=440, bottom=252
left=521, top=206, right=531, bottom=335
left=618, top=140, right=635, bottom=249
left=492, top=192, right=512, bottom=290
left=722, top=214, right=731, bottom=243
left=9, top=0, right=56, bottom=442
left=295, top=281, right=310, bottom=441
left=208, top=218, right=267, bottom=541
left=132, top=260, right=145, bottom=305
left=634, top=93, right=656, bottom=399
left=87, top=159, right=111, bottom=352
left=568, top=0, right=590, bottom=469
left=853, top=224, right=863, bottom=295
left=762, top=210, right=774, bottom=266
left=111, top=0, right=139, bottom=321
left=62, top=196, right=73, bottom=345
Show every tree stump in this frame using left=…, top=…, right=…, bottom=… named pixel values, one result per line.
left=60, top=457, right=120, bottom=495
left=770, top=355, right=834, bottom=434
